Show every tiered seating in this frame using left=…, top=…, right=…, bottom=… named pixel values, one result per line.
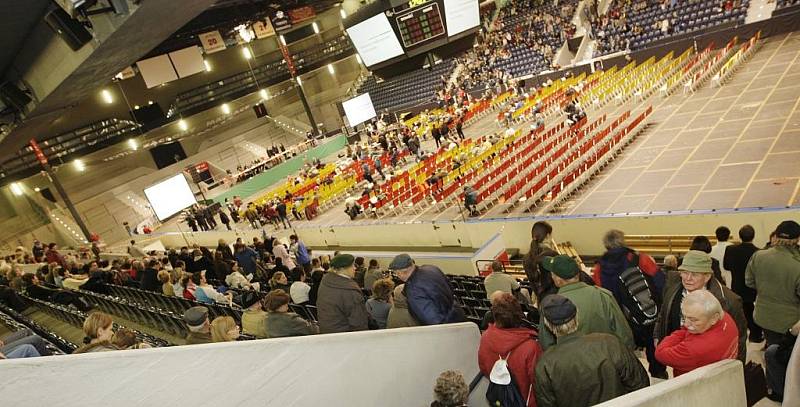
left=0, top=304, right=73, bottom=354
left=686, top=37, right=741, bottom=92
left=777, top=0, right=800, bottom=8
left=355, top=60, right=456, bottom=111
left=625, top=235, right=738, bottom=257
left=712, top=32, right=761, bottom=87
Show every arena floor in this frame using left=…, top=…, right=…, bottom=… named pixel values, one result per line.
left=560, top=32, right=800, bottom=216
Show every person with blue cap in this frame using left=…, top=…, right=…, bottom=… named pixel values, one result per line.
left=389, top=254, right=465, bottom=325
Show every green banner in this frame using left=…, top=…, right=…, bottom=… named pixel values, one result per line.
left=212, top=134, right=347, bottom=204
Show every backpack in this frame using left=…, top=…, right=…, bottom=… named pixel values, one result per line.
left=616, top=254, right=659, bottom=327
left=486, top=351, right=530, bottom=407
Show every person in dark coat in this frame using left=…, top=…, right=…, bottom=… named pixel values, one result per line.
left=140, top=259, right=161, bottom=292
left=218, top=209, right=231, bottom=231
left=389, top=254, right=465, bottom=325
left=316, top=254, right=370, bottom=333
left=308, top=259, right=325, bottom=305
left=431, top=125, right=442, bottom=149
left=276, top=201, right=291, bottom=229
left=723, top=224, right=762, bottom=342
left=534, top=295, right=649, bottom=407
left=234, top=243, right=260, bottom=277
left=216, top=240, right=234, bottom=262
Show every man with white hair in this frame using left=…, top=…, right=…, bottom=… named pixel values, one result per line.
left=655, top=290, right=739, bottom=376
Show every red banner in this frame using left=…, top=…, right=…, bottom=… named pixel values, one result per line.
left=29, top=139, right=48, bottom=166
left=288, top=6, right=316, bottom=23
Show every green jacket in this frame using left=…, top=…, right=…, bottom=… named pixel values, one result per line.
left=746, top=245, right=800, bottom=332
left=265, top=311, right=317, bottom=338
left=535, top=332, right=649, bottom=407
left=185, top=331, right=212, bottom=345
left=654, top=272, right=748, bottom=362
left=539, top=282, right=635, bottom=351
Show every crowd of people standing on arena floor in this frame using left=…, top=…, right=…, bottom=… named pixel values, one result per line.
left=1, top=218, right=798, bottom=405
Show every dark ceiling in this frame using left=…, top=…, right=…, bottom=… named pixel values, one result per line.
left=0, top=0, right=52, bottom=77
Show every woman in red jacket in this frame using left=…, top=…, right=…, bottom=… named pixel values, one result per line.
left=478, top=292, right=542, bottom=407
left=655, top=290, right=739, bottom=377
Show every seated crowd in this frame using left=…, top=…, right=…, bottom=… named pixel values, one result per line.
left=1, top=218, right=798, bottom=406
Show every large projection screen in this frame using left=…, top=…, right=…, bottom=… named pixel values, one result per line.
left=444, top=0, right=480, bottom=36
left=346, top=13, right=405, bottom=67
left=342, top=93, right=377, bottom=127
left=144, top=173, right=197, bottom=221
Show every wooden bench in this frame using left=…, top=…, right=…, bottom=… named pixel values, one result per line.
left=625, top=235, right=739, bottom=257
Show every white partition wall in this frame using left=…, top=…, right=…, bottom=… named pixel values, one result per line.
left=0, top=323, right=483, bottom=407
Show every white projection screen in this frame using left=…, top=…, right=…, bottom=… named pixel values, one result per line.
left=346, top=13, right=405, bottom=67
left=444, top=0, right=480, bottom=36
left=144, top=173, right=197, bottom=221
left=342, top=93, right=377, bottom=127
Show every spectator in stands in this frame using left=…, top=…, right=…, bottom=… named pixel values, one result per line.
left=387, top=284, right=420, bottom=329
left=217, top=239, right=234, bottom=262
left=290, top=271, right=311, bottom=306
left=158, top=270, right=174, bottom=296
left=0, top=328, right=51, bottom=358
left=226, top=262, right=259, bottom=291
left=522, top=221, right=560, bottom=301
left=655, top=290, right=739, bottom=376
left=112, top=328, right=151, bottom=350
left=45, top=243, right=66, bottom=269
left=711, top=226, right=734, bottom=288
left=264, top=289, right=317, bottom=338
left=211, top=316, right=240, bottom=342
left=353, top=257, right=366, bottom=288
left=308, top=259, right=325, bottom=305
left=140, top=259, right=160, bottom=292
left=62, top=268, right=89, bottom=291
left=484, top=260, right=530, bottom=305
left=32, top=240, right=45, bottom=263
left=192, top=271, right=233, bottom=305
left=765, top=325, right=798, bottom=403
left=430, top=370, right=469, bottom=407
left=534, top=295, right=649, bottom=406
left=184, top=306, right=213, bottom=345
left=272, top=239, right=297, bottom=271
left=478, top=292, right=541, bottom=406
left=189, top=249, right=216, bottom=281
left=663, top=254, right=678, bottom=273
left=269, top=272, right=291, bottom=293
left=276, top=200, right=291, bottom=229
left=127, top=240, right=146, bottom=258
left=686, top=236, right=724, bottom=285
left=655, top=250, right=747, bottom=369
left=240, top=291, right=268, bottom=339
left=464, top=186, right=479, bottom=217
left=363, top=259, right=383, bottom=293
left=724, top=224, right=762, bottom=342
left=593, top=229, right=664, bottom=377
left=389, top=254, right=465, bottom=325
left=746, top=220, right=800, bottom=346
left=317, top=254, right=370, bottom=333
left=233, top=243, right=259, bottom=279
left=74, top=312, right=118, bottom=354
left=366, top=278, right=395, bottom=329
left=20, top=274, right=91, bottom=311
left=538, top=255, right=635, bottom=350
left=290, top=235, right=312, bottom=274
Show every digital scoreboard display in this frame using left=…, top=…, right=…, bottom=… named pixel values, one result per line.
left=394, top=2, right=446, bottom=48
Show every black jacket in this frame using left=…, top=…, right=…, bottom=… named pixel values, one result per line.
left=723, top=242, right=759, bottom=303
left=140, top=268, right=160, bottom=292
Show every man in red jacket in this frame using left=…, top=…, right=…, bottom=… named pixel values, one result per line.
left=655, top=289, right=739, bottom=376
left=478, top=292, right=542, bottom=407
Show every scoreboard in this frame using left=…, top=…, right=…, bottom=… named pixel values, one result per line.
left=395, top=3, right=446, bottom=48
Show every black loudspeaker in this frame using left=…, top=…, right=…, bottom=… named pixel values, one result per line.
left=149, top=141, right=187, bottom=169
left=253, top=102, right=269, bottom=118
left=132, top=103, right=166, bottom=131
left=44, top=8, right=93, bottom=51
left=0, top=82, right=32, bottom=111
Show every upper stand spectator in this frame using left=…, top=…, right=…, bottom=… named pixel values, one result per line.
left=389, top=254, right=465, bottom=325
left=316, top=254, right=370, bottom=333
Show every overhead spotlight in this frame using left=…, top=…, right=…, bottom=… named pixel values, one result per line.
left=236, top=23, right=254, bottom=43
left=178, top=119, right=188, bottom=131
left=134, top=105, right=140, bottom=110
left=242, top=47, right=252, bottom=60
left=148, top=100, right=153, bottom=105
left=101, top=89, right=113, bottom=104
left=260, top=89, right=268, bottom=99
left=73, top=159, right=86, bottom=172
left=221, top=103, right=231, bottom=114
left=296, top=77, right=302, bottom=86
left=10, top=182, right=23, bottom=196
left=128, top=139, right=138, bottom=150
left=279, top=35, right=286, bottom=46
left=355, top=54, right=362, bottom=65
left=328, top=64, right=335, bottom=74
left=312, top=22, right=320, bottom=34
left=340, top=8, right=347, bottom=19
left=34, top=187, right=40, bottom=192
left=204, top=59, right=211, bottom=72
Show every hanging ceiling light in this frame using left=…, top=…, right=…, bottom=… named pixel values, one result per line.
left=73, top=159, right=86, bottom=172
left=242, top=47, right=252, bottom=60
left=101, top=89, right=113, bottom=104
left=221, top=103, right=231, bottom=114
left=204, top=59, right=211, bottom=71
left=10, top=182, right=23, bottom=196
left=328, top=64, right=335, bottom=74
left=178, top=119, right=188, bottom=131
left=312, top=22, right=320, bottom=34
left=260, top=89, right=268, bottom=99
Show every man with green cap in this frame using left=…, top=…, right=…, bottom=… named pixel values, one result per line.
left=316, top=253, right=370, bottom=334
left=654, top=250, right=747, bottom=367
left=537, top=255, right=635, bottom=351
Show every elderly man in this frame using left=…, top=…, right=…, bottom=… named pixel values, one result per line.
left=316, top=254, right=370, bottom=333
left=389, top=254, right=465, bottom=325
left=654, top=250, right=747, bottom=370
left=483, top=260, right=530, bottom=305
left=538, top=255, right=635, bottom=351
left=184, top=306, right=212, bottom=345
left=534, top=295, right=649, bottom=407
left=746, top=220, right=800, bottom=346
left=655, top=290, right=739, bottom=376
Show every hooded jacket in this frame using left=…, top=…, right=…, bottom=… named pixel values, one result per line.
left=478, top=325, right=542, bottom=407
left=316, top=272, right=369, bottom=334
left=404, top=265, right=465, bottom=325
left=655, top=312, right=739, bottom=376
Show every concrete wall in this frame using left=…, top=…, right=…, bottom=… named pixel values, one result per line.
left=596, top=360, right=746, bottom=407
left=0, top=323, right=484, bottom=407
